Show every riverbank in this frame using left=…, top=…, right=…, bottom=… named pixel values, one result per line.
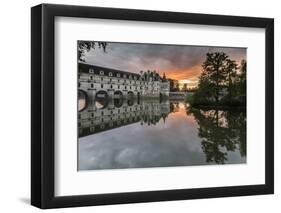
left=185, top=93, right=246, bottom=109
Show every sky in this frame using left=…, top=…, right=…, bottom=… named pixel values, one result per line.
left=83, top=42, right=246, bottom=86
left=79, top=102, right=245, bottom=170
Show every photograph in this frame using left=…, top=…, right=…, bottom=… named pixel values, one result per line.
left=77, top=41, right=247, bottom=171
left=30, top=3, right=274, bottom=209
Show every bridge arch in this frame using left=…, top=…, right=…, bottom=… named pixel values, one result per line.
left=113, top=90, right=123, bottom=99
left=127, top=98, right=134, bottom=106
left=114, top=98, right=123, bottom=108
left=127, top=91, right=134, bottom=99
left=78, top=90, right=87, bottom=112
left=113, top=90, right=123, bottom=108
left=95, top=90, right=108, bottom=109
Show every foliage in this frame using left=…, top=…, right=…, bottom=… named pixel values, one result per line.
left=78, top=41, right=107, bottom=62
left=184, top=93, right=194, bottom=102
left=187, top=106, right=246, bottom=163
left=192, top=52, right=246, bottom=107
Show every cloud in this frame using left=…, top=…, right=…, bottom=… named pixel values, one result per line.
left=78, top=108, right=206, bottom=170
left=78, top=106, right=245, bottom=170
left=84, top=42, right=246, bottom=81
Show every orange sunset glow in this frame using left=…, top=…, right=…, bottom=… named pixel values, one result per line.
left=159, top=65, right=201, bottom=88
left=78, top=41, right=248, bottom=172
left=84, top=42, right=246, bottom=88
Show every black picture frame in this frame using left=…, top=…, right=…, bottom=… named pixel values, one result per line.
left=31, top=3, right=274, bottom=209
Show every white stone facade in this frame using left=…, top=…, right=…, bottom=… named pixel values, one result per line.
left=78, top=99, right=170, bottom=137
left=78, top=63, right=170, bottom=100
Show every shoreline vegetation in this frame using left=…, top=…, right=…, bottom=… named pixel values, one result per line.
left=77, top=41, right=246, bottom=109
left=187, top=52, right=246, bottom=109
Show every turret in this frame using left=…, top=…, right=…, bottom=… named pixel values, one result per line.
left=163, top=72, right=166, bottom=81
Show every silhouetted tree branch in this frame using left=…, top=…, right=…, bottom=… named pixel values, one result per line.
left=78, top=41, right=107, bottom=62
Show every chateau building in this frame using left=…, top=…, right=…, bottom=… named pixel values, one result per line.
left=78, top=99, right=170, bottom=137
left=78, top=63, right=170, bottom=102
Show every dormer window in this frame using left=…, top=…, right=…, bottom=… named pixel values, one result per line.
left=89, top=68, right=94, bottom=73
left=117, top=73, right=120, bottom=78
left=109, top=72, right=113, bottom=77
left=100, top=70, right=104, bottom=75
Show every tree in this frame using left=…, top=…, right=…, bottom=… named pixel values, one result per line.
left=182, top=83, right=188, bottom=92
left=201, top=52, right=229, bottom=103
left=192, top=52, right=246, bottom=106
left=240, top=59, right=246, bottom=82
left=223, top=59, right=238, bottom=102
left=238, top=59, right=247, bottom=103
left=78, top=41, right=107, bottom=62
left=186, top=106, right=246, bottom=164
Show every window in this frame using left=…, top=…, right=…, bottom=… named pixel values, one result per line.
left=100, top=70, right=104, bottom=75
left=101, top=84, right=103, bottom=88
left=109, top=72, right=113, bottom=77
left=118, top=85, right=120, bottom=89
left=110, top=85, right=113, bottom=89
left=89, top=68, right=94, bottom=73
left=117, top=73, right=120, bottom=77
left=90, top=76, right=93, bottom=80
left=101, top=77, right=103, bottom=81
left=91, top=83, right=93, bottom=88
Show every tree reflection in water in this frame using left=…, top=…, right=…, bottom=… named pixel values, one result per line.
left=187, top=106, right=246, bottom=164
left=79, top=96, right=246, bottom=169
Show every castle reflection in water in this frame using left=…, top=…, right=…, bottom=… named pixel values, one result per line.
left=78, top=97, right=174, bottom=138
left=78, top=91, right=246, bottom=170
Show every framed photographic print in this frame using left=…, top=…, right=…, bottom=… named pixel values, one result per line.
left=31, top=3, right=274, bottom=209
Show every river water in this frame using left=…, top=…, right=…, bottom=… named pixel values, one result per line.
left=78, top=98, right=246, bottom=170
